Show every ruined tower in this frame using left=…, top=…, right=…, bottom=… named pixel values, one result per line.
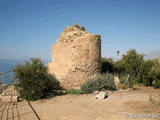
left=48, top=25, right=101, bottom=88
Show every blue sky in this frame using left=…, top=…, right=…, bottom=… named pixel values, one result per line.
left=0, top=0, right=160, bottom=62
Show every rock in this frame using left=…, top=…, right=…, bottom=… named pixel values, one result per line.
left=61, top=90, right=66, bottom=94
left=93, top=91, right=108, bottom=99
left=48, top=25, right=101, bottom=87
left=98, top=91, right=107, bottom=99
left=93, top=91, right=99, bottom=94
left=57, top=90, right=66, bottom=94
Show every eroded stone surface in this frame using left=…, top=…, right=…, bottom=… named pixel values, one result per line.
left=48, top=26, right=101, bottom=87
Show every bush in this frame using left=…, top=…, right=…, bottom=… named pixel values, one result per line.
left=152, top=59, right=160, bottom=81
left=101, top=50, right=160, bottom=88
left=153, top=80, right=160, bottom=89
left=129, top=75, right=139, bottom=87
left=119, top=73, right=128, bottom=84
left=14, top=58, right=60, bottom=101
left=81, top=73, right=116, bottom=94
left=142, top=79, right=150, bottom=86
left=66, top=88, right=84, bottom=95
left=119, top=73, right=139, bottom=88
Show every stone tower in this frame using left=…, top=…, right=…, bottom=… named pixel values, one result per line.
left=48, top=26, right=101, bottom=88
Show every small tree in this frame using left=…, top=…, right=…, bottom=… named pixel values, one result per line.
left=151, top=59, right=160, bottom=88
left=14, top=58, right=60, bottom=101
left=152, top=59, right=160, bottom=80
left=114, top=60, right=125, bottom=77
left=138, top=60, right=153, bottom=86
left=121, top=49, right=144, bottom=87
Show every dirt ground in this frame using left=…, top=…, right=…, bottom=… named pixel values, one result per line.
left=1, top=86, right=160, bottom=120
left=32, top=86, right=160, bottom=120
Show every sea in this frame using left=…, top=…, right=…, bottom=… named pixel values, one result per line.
left=0, top=59, right=24, bottom=85
left=0, top=59, right=49, bottom=85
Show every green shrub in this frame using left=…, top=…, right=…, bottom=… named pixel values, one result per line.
left=142, top=79, right=150, bottom=86
left=14, top=58, right=60, bottom=101
left=119, top=73, right=128, bottom=84
left=66, top=88, right=84, bottom=95
left=81, top=73, right=116, bottom=94
left=153, top=80, right=160, bottom=89
left=101, top=50, right=160, bottom=88
left=119, top=73, right=137, bottom=88
left=129, top=75, right=139, bottom=87
left=152, top=59, right=160, bottom=82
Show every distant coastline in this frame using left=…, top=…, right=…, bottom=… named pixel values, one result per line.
left=0, top=59, right=50, bottom=73
left=0, top=59, right=24, bottom=72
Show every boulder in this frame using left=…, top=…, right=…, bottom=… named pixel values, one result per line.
left=93, top=91, right=99, bottom=94
left=93, top=91, right=108, bottom=99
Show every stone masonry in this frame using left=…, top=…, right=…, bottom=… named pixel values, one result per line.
left=48, top=26, right=101, bottom=88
